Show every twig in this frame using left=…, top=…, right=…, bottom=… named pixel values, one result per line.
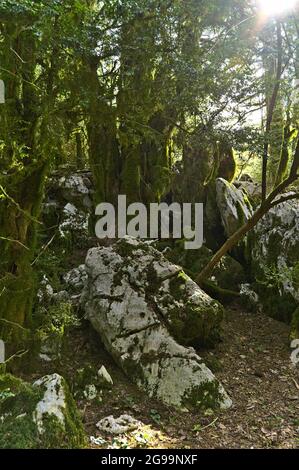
left=0, top=318, right=29, bottom=332
left=0, top=236, right=30, bottom=251
left=10, top=47, right=26, bottom=64
left=200, top=417, right=219, bottom=431
left=4, top=349, right=28, bottom=364
left=292, top=378, right=299, bottom=391
left=0, top=184, right=42, bottom=225
left=270, top=193, right=299, bottom=208
left=31, top=233, right=56, bottom=266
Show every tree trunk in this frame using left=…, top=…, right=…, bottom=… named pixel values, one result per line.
left=0, top=163, right=48, bottom=342
left=262, top=20, right=283, bottom=201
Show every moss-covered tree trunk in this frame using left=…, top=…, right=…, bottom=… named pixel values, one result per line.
left=0, top=164, right=48, bottom=342
left=85, top=58, right=120, bottom=205
left=0, top=16, right=51, bottom=344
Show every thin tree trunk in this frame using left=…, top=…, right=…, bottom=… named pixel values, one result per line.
left=262, top=20, right=283, bottom=201
left=275, top=110, right=295, bottom=186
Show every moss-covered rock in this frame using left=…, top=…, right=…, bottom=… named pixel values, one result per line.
left=0, top=373, right=86, bottom=449
left=112, top=237, right=224, bottom=348
left=81, top=237, right=232, bottom=410
left=216, top=177, right=253, bottom=238
left=157, top=270, right=223, bottom=347
left=72, top=364, right=112, bottom=402
left=250, top=200, right=299, bottom=326
left=158, top=240, right=246, bottom=293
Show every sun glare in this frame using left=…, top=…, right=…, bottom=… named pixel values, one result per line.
left=258, top=0, right=298, bottom=16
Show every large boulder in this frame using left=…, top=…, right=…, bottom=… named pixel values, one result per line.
left=0, top=373, right=86, bottom=448
left=82, top=237, right=231, bottom=410
left=216, top=178, right=254, bottom=238
left=251, top=199, right=299, bottom=327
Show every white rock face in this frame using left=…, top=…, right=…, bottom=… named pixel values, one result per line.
left=58, top=173, right=93, bottom=209
left=98, top=366, right=113, bottom=386
left=59, top=203, right=89, bottom=239
left=96, top=415, right=141, bottom=435
left=33, top=374, right=67, bottom=434
left=43, top=172, right=94, bottom=247
left=252, top=199, right=299, bottom=303
left=216, top=178, right=253, bottom=237
left=82, top=238, right=231, bottom=409
left=234, top=180, right=262, bottom=205
left=63, top=265, right=88, bottom=294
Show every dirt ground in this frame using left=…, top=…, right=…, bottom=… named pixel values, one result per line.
left=23, top=305, right=299, bottom=449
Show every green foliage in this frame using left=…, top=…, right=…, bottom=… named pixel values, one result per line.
left=0, top=0, right=298, bottom=359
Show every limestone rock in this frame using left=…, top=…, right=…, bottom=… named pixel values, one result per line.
left=96, top=414, right=140, bottom=435
left=82, top=237, right=231, bottom=410
left=251, top=199, right=299, bottom=324
left=0, top=373, right=86, bottom=448
left=59, top=203, right=89, bottom=241
left=216, top=178, right=254, bottom=238
left=50, top=172, right=93, bottom=210
left=234, top=180, right=262, bottom=207
left=63, top=265, right=88, bottom=295
left=239, top=283, right=260, bottom=312
left=158, top=241, right=245, bottom=292
left=98, top=366, right=113, bottom=386
left=42, top=171, right=94, bottom=249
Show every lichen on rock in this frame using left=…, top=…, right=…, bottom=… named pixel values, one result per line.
left=81, top=237, right=231, bottom=410
left=216, top=177, right=253, bottom=238
left=250, top=199, right=299, bottom=326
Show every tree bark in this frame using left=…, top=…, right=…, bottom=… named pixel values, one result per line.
left=262, top=20, right=283, bottom=201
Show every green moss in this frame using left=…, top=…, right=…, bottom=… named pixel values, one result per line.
left=0, top=373, right=86, bottom=449
left=40, top=380, right=86, bottom=449
left=185, top=379, right=224, bottom=410
left=256, top=283, right=296, bottom=323
left=0, top=374, right=43, bottom=449
left=203, top=355, right=223, bottom=373
left=165, top=272, right=224, bottom=348
left=0, top=270, right=34, bottom=343
left=292, top=263, right=299, bottom=292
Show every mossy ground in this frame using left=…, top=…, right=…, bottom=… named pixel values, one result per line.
left=0, top=373, right=86, bottom=449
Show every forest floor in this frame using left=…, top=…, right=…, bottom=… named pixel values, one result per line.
left=21, top=305, right=299, bottom=449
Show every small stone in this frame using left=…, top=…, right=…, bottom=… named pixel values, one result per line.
left=83, top=384, right=98, bottom=401
left=96, top=414, right=140, bottom=435
left=98, top=366, right=113, bottom=386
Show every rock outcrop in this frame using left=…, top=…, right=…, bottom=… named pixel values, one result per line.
left=42, top=171, right=94, bottom=247
left=82, top=237, right=231, bottom=410
left=250, top=199, right=299, bottom=330
left=216, top=178, right=254, bottom=238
